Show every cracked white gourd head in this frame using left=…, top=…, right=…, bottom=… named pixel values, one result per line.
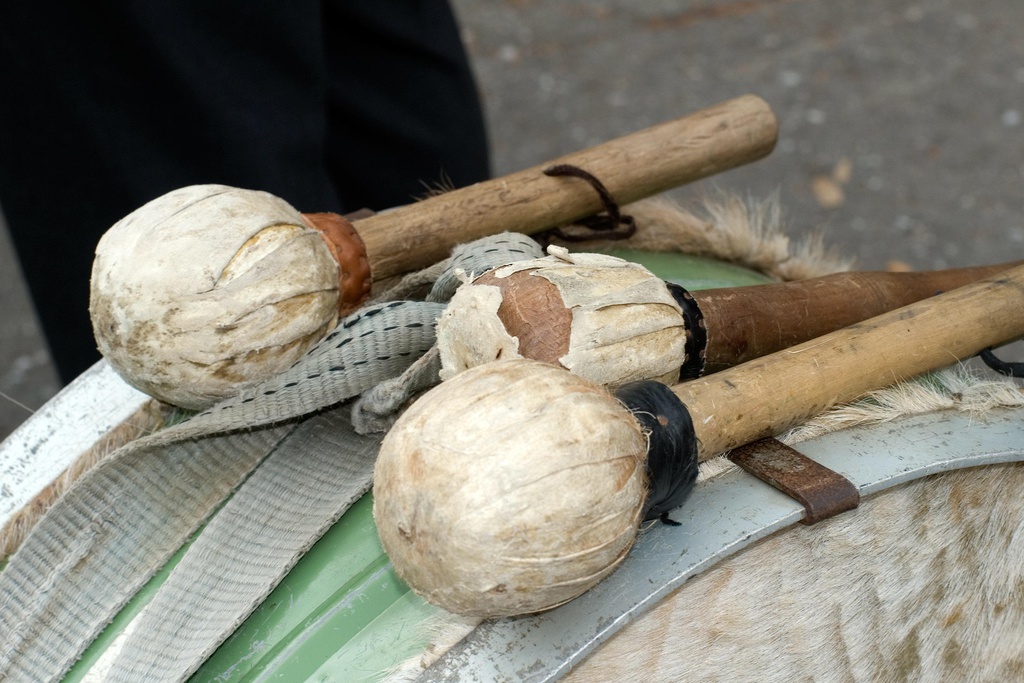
left=373, top=359, right=648, bottom=617
left=90, top=185, right=340, bottom=409
left=437, top=247, right=687, bottom=388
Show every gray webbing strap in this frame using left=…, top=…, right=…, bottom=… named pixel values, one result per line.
left=352, top=346, right=444, bottom=434
left=186, top=300, right=443, bottom=432
left=0, top=423, right=296, bottom=681
left=0, top=233, right=542, bottom=683
left=427, top=232, right=543, bottom=303
left=109, top=405, right=383, bottom=681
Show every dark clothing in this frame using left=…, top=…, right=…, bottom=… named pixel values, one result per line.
left=0, top=1, right=489, bottom=382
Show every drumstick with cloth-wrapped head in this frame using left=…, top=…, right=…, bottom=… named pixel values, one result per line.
left=89, top=96, right=776, bottom=409
left=373, top=262, right=1024, bottom=618
left=437, top=246, right=1023, bottom=386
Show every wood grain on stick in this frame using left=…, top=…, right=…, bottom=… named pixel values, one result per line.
left=697, top=260, right=1024, bottom=372
left=356, top=95, right=778, bottom=280
left=676, top=263, right=1024, bottom=459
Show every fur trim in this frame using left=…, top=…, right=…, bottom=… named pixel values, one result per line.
left=551, top=193, right=854, bottom=281
left=567, top=459, right=1024, bottom=682
left=380, top=613, right=484, bottom=683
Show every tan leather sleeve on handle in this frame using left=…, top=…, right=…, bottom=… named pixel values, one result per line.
left=355, top=95, right=778, bottom=281
left=675, top=263, right=1024, bottom=460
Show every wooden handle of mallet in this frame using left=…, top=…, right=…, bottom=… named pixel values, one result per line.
left=677, top=263, right=1024, bottom=460
left=354, top=95, right=777, bottom=281
left=693, top=260, right=1024, bottom=373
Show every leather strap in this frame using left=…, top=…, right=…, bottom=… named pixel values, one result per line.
left=729, top=438, right=859, bottom=525
left=301, top=212, right=373, bottom=315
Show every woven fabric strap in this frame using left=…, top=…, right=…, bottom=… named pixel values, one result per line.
left=110, top=405, right=383, bottom=681
left=0, top=233, right=543, bottom=683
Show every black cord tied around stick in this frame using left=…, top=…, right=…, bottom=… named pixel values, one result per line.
left=535, top=164, right=637, bottom=246
left=665, top=282, right=708, bottom=381
left=980, top=346, right=1024, bottom=378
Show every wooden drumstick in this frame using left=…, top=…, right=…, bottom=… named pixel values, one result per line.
left=374, top=263, right=1024, bottom=617
left=91, top=96, right=776, bottom=408
left=352, top=94, right=777, bottom=285
left=677, top=265, right=1024, bottom=459
left=441, top=253, right=1023, bottom=385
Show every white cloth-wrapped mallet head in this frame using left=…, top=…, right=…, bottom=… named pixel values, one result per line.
left=90, top=185, right=345, bottom=409
left=436, top=246, right=687, bottom=388
left=373, top=359, right=648, bottom=617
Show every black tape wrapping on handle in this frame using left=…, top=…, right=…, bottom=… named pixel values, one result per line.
left=614, top=380, right=699, bottom=523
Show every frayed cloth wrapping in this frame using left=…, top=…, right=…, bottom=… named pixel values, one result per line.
left=437, top=247, right=685, bottom=387
left=352, top=346, right=444, bottom=435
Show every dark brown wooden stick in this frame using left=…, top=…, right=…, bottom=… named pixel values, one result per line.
left=355, top=95, right=777, bottom=281
left=694, top=260, right=1024, bottom=372
left=463, top=260, right=1022, bottom=384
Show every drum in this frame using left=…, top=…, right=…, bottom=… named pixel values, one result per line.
left=3, top=250, right=1023, bottom=683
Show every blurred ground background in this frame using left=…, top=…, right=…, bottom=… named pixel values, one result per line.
left=2, top=0, right=1023, bottom=441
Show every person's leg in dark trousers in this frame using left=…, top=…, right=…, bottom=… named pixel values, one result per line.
left=0, top=1, right=489, bottom=384
left=322, top=0, right=490, bottom=210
